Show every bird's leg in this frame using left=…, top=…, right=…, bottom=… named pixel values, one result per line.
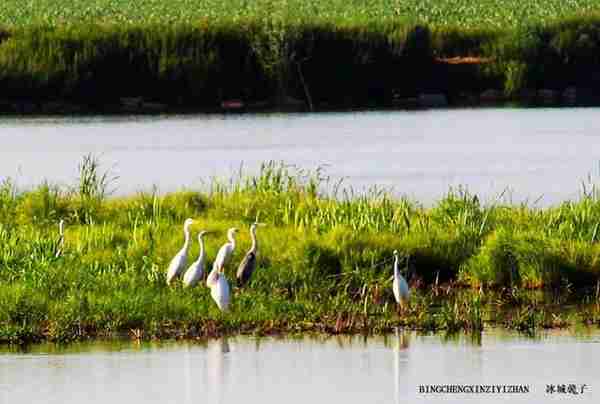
left=397, top=303, right=406, bottom=317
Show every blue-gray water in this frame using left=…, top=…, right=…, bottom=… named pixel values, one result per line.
left=1, top=330, right=599, bottom=404
left=1, top=108, right=599, bottom=205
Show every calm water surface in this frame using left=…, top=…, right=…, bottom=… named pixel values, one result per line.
left=1, top=330, right=599, bottom=404
left=1, top=108, right=599, bottom=205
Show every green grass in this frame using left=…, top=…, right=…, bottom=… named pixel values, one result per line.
left=1, top=156, right=600, bottom=344
left=1, top=1, right=599, bottom=29
left=1, top=2, right=600, bottom=108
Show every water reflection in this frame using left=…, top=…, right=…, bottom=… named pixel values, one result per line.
left=181, top=337, right=232, bottom=404
left=1, top=330, right=599, bottom=404
left=205, top=337, right=231, bottom=404
left=393, top=328, right=410, bottom=404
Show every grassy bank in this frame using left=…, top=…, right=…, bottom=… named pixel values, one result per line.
left=1, top=1, right=600, bottom=111
left=1, top=158, right=600, bottom=344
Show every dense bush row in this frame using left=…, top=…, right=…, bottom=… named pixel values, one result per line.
left=1, top=10, right=600, bottom=109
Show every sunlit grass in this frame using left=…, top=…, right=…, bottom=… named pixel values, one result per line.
left=1, top=0, right=599, bottom=29
left=1, top=157, right=600, bottom=344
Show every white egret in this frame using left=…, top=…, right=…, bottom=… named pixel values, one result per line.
left=55, top=219, right=65, bottom=258
left=206, top=227, right=238, bottom=311
left=236, top=222, right=265, bottom=287
left=211, top=227, right=238, bottom=273
left=166, top=218, right=195, bottom=285
left=183, top=230, right=211, bottom=288
left=392, top=250, right=410, bottom=311
left=207, top=271, right=231, bottom=312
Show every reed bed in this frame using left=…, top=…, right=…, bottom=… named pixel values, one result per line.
left=1, top=2, right=600, bottom=108
left=1, top=158, right=599, bottom=344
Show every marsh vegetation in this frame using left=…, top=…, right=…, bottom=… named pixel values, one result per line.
left=1, top=157, right=599, bottom=344
left=1, top=1, right=600, bottom=110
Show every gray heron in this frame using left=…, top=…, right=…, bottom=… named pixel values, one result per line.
left=236, top=222, right=265, bottom=287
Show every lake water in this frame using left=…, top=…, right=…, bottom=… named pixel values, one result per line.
left=1, top=330, right=599, bottom=404
left=1, top=108, right=599, bottom=205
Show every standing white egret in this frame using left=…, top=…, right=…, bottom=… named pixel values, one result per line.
left=207, top=269, right=231, bottom=312
left=236, top=222, right=265, bottom=287
left=211, top=227, right=238, bottom=273
left=166, top=218, right=195, bottom=285
left=55, top=219, right=65, bottom=258
left=206, top=227, right=238, bottom=311
left=392, top=250, right=410, bottom=311
left=183, top=230, right=211, bottom=288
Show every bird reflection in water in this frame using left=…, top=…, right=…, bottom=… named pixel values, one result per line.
left=394, top=328, right=410, bottom=404
left=207, top=337, right=231, bottom=404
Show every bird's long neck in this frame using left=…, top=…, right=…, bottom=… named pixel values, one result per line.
left=227, top=232, right=236, bottom=251
left=198, top=236, right=205, bottom=259
left=183, top=226, right=191, bottom=252
left=249, top=227, right=258, bottom=254
left=393, top=256, right=400, bottom=279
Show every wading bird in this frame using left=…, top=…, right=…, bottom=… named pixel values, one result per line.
left=55, top=219, right=65, bottom=258
left=207, top=267, right=231, bottom=312
left=392, top=250, right=410, bottom=311
left=206, top=228, right=238, bottom=311
left=183, top=230, right=211, bottom=288
left=166, top=218, right=194, bottom=285
left=236, top=222, right=265, bottom=287
left=212, top=227, right=238, bottom=274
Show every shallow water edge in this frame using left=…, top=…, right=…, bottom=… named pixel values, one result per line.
left=2, top=329, right=599, bottom=404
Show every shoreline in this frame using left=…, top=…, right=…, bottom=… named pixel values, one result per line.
left=0, top=86, right=598, bottom=116
left=3, top=304, right=599, bottom=346
left=5, top=326, right=599, bottom=353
